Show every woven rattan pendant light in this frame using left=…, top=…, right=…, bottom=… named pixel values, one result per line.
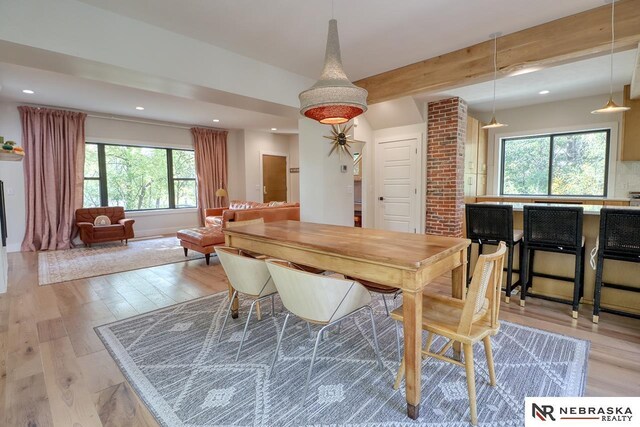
left=299, top=17, right=368, bottom=125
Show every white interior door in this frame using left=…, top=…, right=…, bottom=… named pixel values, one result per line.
left=376, top=137, right=419, bottom=233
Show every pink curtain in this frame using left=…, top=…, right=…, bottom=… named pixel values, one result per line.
left=19, top=107, right=86, bottom=251
left=192, top=127, right=228, bottom=226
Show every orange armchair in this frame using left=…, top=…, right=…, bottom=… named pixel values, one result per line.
left=76, top=207, right=135, bottom=247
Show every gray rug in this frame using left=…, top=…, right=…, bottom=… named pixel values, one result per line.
left=39, top=237, right=204, bottom=285
left=96, top=293, right=589, bottom=426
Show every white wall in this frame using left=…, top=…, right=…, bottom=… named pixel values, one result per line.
left=288, top=135, right=300, bottom=203
left=0, top=101, right=26, bottom=252
left=242, top=130, right=293, bottom=203
left=353, top=116, right=375, bottom=228
left=474, top=92, right=639, bottom=198
left=299, top=119, right=353, bottom=226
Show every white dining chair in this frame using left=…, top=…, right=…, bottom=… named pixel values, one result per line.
left=215, top=246, right=278, bottom=362
left=265, top=260, right=383, bottom=405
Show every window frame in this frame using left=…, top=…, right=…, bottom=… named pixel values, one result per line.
left=83, top=142, right=197, bottom=212
left=499, top=128, right=611, bottom=197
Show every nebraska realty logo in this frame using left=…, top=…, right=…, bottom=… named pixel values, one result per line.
left=525, top=398, right=639, bottom=426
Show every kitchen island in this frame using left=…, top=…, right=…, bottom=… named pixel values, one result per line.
left=471, top=202, right=640, bottom=318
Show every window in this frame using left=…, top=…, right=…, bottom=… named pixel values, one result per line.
left=83, top=143, right=197, bottom=211
left=500, top=129, right=610, bottom=197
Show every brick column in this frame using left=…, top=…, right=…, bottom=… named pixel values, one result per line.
left=425, top=97, right=467, bottom=237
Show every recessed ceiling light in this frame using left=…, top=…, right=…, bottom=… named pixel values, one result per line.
left=135, top=106, right=145, bottom=110
left=22, top=89, right=35, bottom=94
left=212, top=119, right=220, bottom=123
left=271, top=128, right=277, bottom=131
left=539, top=90, right=550, bottom=95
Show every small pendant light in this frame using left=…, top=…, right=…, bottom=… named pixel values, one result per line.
left=592, top=0, right=630, bottom=114
left=299, top=17, right=368, bottom=125
left=483, top=32, right=508, bottom=129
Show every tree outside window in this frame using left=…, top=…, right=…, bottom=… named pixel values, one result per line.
left=83, top=143, right=197, bottom=210
left=501, top=129, right=609, bottom=197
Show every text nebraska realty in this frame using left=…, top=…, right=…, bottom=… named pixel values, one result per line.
left=559, top=405, right=632, bottom=422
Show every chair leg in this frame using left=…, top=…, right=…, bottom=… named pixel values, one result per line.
left=463, top=343, right=478, bottom=426
left=520, top=247, right=534, bottom=307
left=235, top=299, right=258, bottom=362
left=422, top=332, right=434, bottom=359
left=466, top=244, right=472, bottom=286
left=381, top=294, right=390, bottom=316
left=483, top=336, right=496, bottom=387
left=183, top=247, right=188, bottom=257
left=571, top=247, right=583, bottom=319
left=217, top=290, right=237, bottom=343
left=393, top=295, right=402, bottom=363
left=394, top=321, right=402, bottom=363
left=505, top=244, right=514, bottom=303
left=580, top=246, right=586, bottom=299
left=365, top=306, right=384, bottom=370
left=393, top=356, right=405, bottom=390
left=306, top=322, right=313, bottom=339
left=593, top=253, right=605, bottom=324
left=269, top=313, right=290, bottom=377
left=205, top=253, right=211, bottom=265
left=302, top=325, right=325, bottom=405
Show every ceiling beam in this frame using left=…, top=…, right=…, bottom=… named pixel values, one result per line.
left=632, top=42, right=640, bottom=99
left=355, top=0, right=640, bottom=104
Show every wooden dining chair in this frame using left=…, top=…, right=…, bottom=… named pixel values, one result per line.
left=391, top=242, right=506, bottom=426
left=215, top=246, right=278, bottom=362
left=265, top=259, right=383, bottom=405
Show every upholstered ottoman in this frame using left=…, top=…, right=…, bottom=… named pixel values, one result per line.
left=177, top=227, right=225, bottom=265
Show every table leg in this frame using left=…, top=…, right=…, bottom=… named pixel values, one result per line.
left=402, top=289, right=423, bottom=419
left=228, top=282, right=239, bottom=319
left=451, top=249, right=468, bottom=360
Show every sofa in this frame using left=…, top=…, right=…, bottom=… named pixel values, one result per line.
left=204, top=200, right=300, bottom=229
left=76, top=207, right=135, bottom=246
left=178, top=202, right=300, bottom=264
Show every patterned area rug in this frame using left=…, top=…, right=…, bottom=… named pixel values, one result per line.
left=39, top=237, right=204, bottom=285
left=96, top=293, right=589, bottom=426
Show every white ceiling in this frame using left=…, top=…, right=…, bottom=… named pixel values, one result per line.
left=415, top=49, right=638, bottom=113
left=1, top=0, right=634, bottom=133
left=76, top=0, right=605, bottom=81
left=0, top=62, right=298, bottom=133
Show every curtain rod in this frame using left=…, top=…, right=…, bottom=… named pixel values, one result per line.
left=20, top=102, right=226, bottom=131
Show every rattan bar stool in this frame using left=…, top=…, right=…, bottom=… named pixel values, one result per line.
left=521, top=206, right=585, bottom=318
left=592, top=208, right=640, bottom=323
left=465, top=204, right=523, bottom=303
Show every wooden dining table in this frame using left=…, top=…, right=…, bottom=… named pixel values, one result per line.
left=223, top=220, right=470, bottom=420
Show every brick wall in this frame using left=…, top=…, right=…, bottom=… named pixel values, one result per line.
left=425, top=97, right=467, bottom=237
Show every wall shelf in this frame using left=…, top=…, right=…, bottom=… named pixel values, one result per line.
left=0, top=152, right=24, bottom=162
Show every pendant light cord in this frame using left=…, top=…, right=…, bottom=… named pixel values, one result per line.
left=609, top=0, right=615, bottom=97
left=492, top=34, right=498, bottom=116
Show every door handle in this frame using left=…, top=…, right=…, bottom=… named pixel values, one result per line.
left=379, top=196, right=384, bottom=201
left=263, top=186, right=267, bottom=194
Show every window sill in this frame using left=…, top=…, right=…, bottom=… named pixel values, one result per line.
left=125, top=208, right=199, bottom=218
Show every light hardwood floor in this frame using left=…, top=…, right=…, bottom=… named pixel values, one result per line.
left=1, top=250, right=639, bottom=426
